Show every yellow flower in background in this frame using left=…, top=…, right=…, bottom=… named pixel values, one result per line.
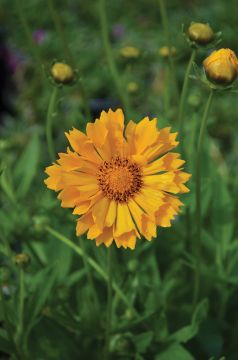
left=44, top=109, right=190, bottom=249
left=127, top=82, right=139, bottom=93
left=120, top=46, right=140, bottom=58
left=203, top=48, right=238, bottom=85
left=159, top=46, right=177, bottom=58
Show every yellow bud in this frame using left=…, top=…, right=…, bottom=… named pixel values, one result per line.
left=159, top=46, right=177, bottom=58
left=51, top=62, right=74, bottom=84
left=120, top=46, right=140, bottom=59
left=203, top=48, right=238, bottom=85
left=188, top=22, right=214, bottom=45
left=127, top=82, right=139, bottom=93
left=14, top=253, right=31, bottom=268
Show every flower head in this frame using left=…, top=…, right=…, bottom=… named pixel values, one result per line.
left=203, top=48, right=238, bottom=85
left=188, top=22, right=214, bottom=45
left=45, top=109, right=190, bottom=249
left=51, top=62, right=75, bottom=85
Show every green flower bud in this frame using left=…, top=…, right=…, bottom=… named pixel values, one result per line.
left=188, top=22, right=214, bottom=45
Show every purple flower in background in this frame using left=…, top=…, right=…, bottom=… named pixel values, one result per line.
left=112, top=23, right=125, bottom=40
left=32, top=29, right=48, bottom=44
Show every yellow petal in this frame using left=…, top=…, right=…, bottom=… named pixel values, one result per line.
left=143, top=153, right=185, bottom=175
left=65, top=128, right=102, bottom=164
left=156, top=194, right=183, bottom=227
left=76, top=213, right=94, bottom=236
left=87, top=224, right=103, bottom=239
left=92, top=196, right=110, bottom=230
left=114, top=203, right=138, bottom=238
left=44, top=164, right=63, bottom=191
left=96, top=227, right=113, bottom=247
left=143, top=127, right=178, bottom=162
left=105, top=201, right=117, bottom=227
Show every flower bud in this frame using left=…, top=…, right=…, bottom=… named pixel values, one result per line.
left=14, top=253, right=31, bottom=268
left=203, top=48, right=238, bottom=85
left=120, top=46, right=140, bottom=59
left=51, top=62, right=74, bottom=85
left=127, top=82, right=139, bottom=93
left=188, top=22, right=214, bottom=45
left=159, top=46, right=176, bottom=58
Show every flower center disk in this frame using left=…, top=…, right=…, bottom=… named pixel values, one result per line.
left=97, top=156, right=143, bottom=203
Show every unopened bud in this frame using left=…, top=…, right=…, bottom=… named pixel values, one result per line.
left=120, top=46, right=140, bottom=59
left=51, top=62, right=74, bottom=85
left=14, top=253, right=30, bottom=268
left=203, top=48, right=238, bottom=85
left=188, top=22, right=214, bottom=45
left=159, top=46, right=177, bottom=58
left=127, top=82, right=139, bottom=93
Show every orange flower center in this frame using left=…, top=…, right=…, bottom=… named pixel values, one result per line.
left=97, top=156, right=143, bottom=203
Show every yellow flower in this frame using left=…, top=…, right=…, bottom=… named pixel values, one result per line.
left=188, top=22, right=214, bottom=45
left=51, top=62, right=74, bottom=85
left=159, top=46, right=177, bottom=58
left=44, top=109, right=190, bottom=249
left=120, top=46, right=140, bottom=58
left=203, top=48, right=238, bottom=85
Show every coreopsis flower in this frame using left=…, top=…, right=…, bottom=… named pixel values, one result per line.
left=188, top=22, right=214, bottom=45
left=120, top=46, right=140, bottom=59
left=51, top=62, right=74, bottom=85
left=45, top=109, right=190, bottom=249
left=203, top=48, right=238, bottom=85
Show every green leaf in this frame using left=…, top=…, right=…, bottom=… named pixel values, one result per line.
left=14, top=132, right=40, bottom=198
left=168, top=298, right=209, bottom=343
left=133, top=331, right=153, bottom=353
left=0, top=329, right=12, bottom=354
left=25, top=265, right=57, bottom=336
left=0, top=166, right=16, bottom=203
left=156, top=344, right=195, bottom=360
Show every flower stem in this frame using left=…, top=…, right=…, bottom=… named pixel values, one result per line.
left=46, top=86, right=58, bottom=162
left=79, top=238, right=99, bottom=311
left=16, top=268, right=25, bottom=357
left=46, top=226, right=138, bottom=315
left=15, top=0, right=43, bottom=77
left=104, top=248, right=113, bottom=360
left=178, top=49, right=197, bottom=135
left=193, top=90, right=214, bottom=307
left=158, top=0, right=179, bottom=102
left=47, top=0, right=91, bottom=120
left=99, top=0, right=130, bottom=115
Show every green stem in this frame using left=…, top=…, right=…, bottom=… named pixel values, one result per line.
left=193, top=90, right=214, bottom=307
left=158, top=0, right=179, bottom=102
left=104, top=248, right=113, bottom=360
left=163, top=64, right=171, bottom=116
left=15, top=0, right=43, bottom=76
left=47, top=0, right=91, bottom=120
left=178, top=49, right=197, bottom=134
left=46, top=86, right=58, bottom=162
left=99, top=0, right=130, bottom=115
left=79, top=238, right=99, bottom=310
left=46, top=226, right=137, bottom=315
left=16, top=268, right=25, bottom=356
left=178, top=49, right=197, bottom=136
left=47, top=0, right=72, bottom=64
